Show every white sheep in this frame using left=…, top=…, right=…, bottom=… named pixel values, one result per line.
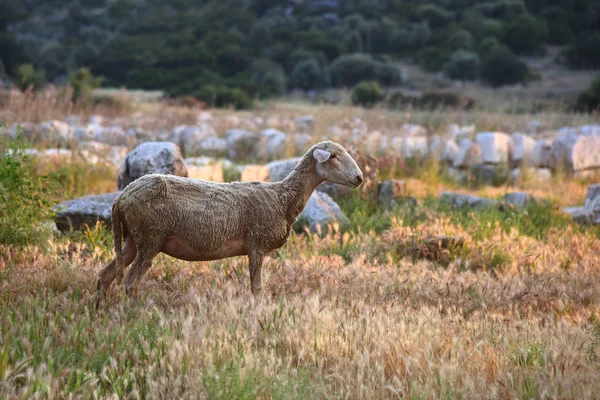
left=95, top=141, right=364, bottom=307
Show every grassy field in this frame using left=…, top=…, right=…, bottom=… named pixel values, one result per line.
left=1, top=98, right=600, bottom=399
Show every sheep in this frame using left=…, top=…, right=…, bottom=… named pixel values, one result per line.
left=95, top=141, right=364, bottom=308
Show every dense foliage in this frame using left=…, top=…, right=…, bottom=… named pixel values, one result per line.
left=576, top=74, right=600, bottom=112
left=1, top=0, right=599, bottom=100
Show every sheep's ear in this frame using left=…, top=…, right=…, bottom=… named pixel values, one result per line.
left=313, top=149, right=331, bottom=163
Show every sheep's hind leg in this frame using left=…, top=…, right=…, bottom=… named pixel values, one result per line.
left=95, top=235, right=137, bottom=310
left=123, top=237, right=163, bottom=296
left=248, top=251, right=265, bottom=295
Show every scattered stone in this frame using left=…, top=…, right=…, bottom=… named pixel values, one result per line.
left=226, top=129, right=259, bottom=161
left=117, top=142, right=188, bottom=190
left=580, top=124, right=600, bottom=137
left=174, top=123, right=217, bottom=156
left=562, top=206, right=588, bottom=224
left=54, top=192, right=119, bottom=233
left=390, top=135, right=429, bottom=159
left=297, top=191, right=349, bottom=233
left=453, top=139, right=482, bottom=169
left=197, top=137, right=228, bottom=156
left=267, top=158, right=302, bottom=182
left=258, top=129, right=287, bottom=160
left=512, top=133, right=536, bottom=167
left=584, top=184, right=600, bottom=224
left=502, top=192, right=538, bottom=209
left=93, top=125, right=129, bottom=146
left=401, top=123, right=427, bottom=137
left=476, top=132, right=513, bottom=164
left=439, top=191, right=499, bottom=208
left=38, top=120, right=74, bottom=145
left=532, top=139, right=552, bottom=168
left=77, top=141, right=127, bottom=166
left=448, top=124, right=475, bottom=141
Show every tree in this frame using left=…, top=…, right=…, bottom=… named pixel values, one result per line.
left=250, top=58, right=286, bottom=96
left=503, top=14, right=548, bottom=54
left=444, top=50, right=480, bottom=81
left=575, top=75, right=600, bottom=112
left=290, top=59, right=330, bottom=90
left=481, top=46, right=529, bottom=87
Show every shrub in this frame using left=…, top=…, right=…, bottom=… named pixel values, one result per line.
left=419, top=46, right=449, bottom=72
left=575, top=75, right=600, bottom=112
left=375, top=62, right=402, bottom=86
left=566, top=33, right=600, bottom=69
left=0, top=133, right=55, bottom=246
left=330, top=53, right=400, bottom=87
left=13, top=63, right=46, bottom=91
left=443, top=50, right=480, bottom=81
left=70, top=67, right=103, bottom=103
left=543, top=6, right=574, bottom=45
left=250, top=58, right=286, bottom=96
left=503, top=14, right=548, bottom=55
left=447, top=29, right=475, bottom=51
left=290, top=58, right=330, bottom=90
left=481, top=45, right=529, bottom=87
left=351, top=81, right=385, bottom=107
left=415, top=5, right=453, bottom=28
left=193, top=85, right=252, bottom=109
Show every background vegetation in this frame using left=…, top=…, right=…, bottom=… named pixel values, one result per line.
left=1, top=0, right=600, bottom=107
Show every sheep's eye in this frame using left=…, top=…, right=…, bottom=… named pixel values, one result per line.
left=330, top=153, right=338, bottom=160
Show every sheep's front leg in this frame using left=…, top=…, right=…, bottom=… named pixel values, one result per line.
left=248, top=251, right=264, bottom=295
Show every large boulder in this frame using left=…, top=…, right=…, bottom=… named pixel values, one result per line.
left=390, top=135, right=429, bottom=159
left=93, top=125, right=130, bottom=146
left=549, top=135, right=600, bottom=173
left=117, top=142, right=188, bottom=190
left=54, top=192, right=119, bottom=232
left=174, top=123, right=217, bottom=156
left=512, top=133, right=536, bottom=167
left=196, top=137, right=228, bottom=156
left=297, top=191, right=349, bottom=233
left=226, top=129, right=259, bottom=161
left=240, top=158, right=302, bottom=182
left=502, top=192, right=538, bottom=209
left=476, top=132, right=513, bottom=165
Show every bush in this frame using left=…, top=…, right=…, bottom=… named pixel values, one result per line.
left=70, top=67, right=103, bottom=103
left=503, top=14, right=548, bottom=55
left=543, top=6, right=574, bottom=45
left=193, top=85, right=252, bottom=109
left=575, top=75, right=600, bottom=112
left=330, top=53, right=400, bottom=87
left=415, top=5, right=453, bottom=28
left=419, top=46, right=449, bottom=72
left=290, top=58, right=330, bottom=90
left=351, top=81, right=385, bottom=107
left=481, top=45, right=529, bottom=87
left=447, top=30, right=475, bottom=51
left=443, top=50, right=480, bottom=81
left=250, top=58, right=286, bottom=96
left=13, top=63, right=46, bottom=91
left=0, top=133, right=55, bottom=246
left=566, top=33, right=600, bottom=69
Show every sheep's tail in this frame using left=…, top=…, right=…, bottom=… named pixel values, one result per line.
left=112, top=198, right=125, bottom=285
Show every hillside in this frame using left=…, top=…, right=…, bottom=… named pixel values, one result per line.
left=1, top=0, right=600, bottom=105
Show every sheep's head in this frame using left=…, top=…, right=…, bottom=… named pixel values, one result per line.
left=312, top=141, right=364, bottom=188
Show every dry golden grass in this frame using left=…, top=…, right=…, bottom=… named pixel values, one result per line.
left=1, top=195, right=599, bottom=399
left=2, top=95, right=600, bottom=398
